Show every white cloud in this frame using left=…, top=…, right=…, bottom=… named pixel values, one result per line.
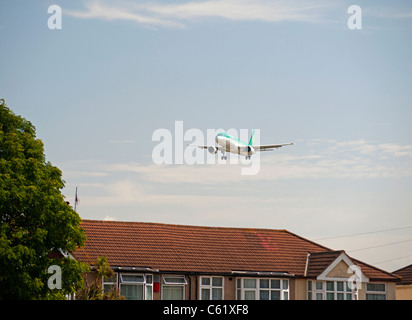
left=367, top=6, right=412, bottom=20
left=67, top=139, right=412, bottom=186
left=65, top=0, right=339, bottom=28
left=77, top=176, right=274, bottom=208
left=61, top=139, right=412, bottom=207
left=65, top=0, right=186, bottom=28
left=147, top=0, right=334, bottom=22
left=333, top=139, right=412, bottom=159
left=378, top=143, right=412, bottom=158
left=100, top=139, right=412, bottom=182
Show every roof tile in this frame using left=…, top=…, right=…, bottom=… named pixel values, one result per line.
left=72, top=219, right=397, bottom=281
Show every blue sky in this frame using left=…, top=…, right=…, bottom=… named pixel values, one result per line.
left=1, top=0, right=412, bottom=272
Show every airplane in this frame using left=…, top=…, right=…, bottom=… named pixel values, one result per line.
left=190, top=130, right=294, bottom=160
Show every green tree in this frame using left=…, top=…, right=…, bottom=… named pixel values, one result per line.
left=0, top=99, right=88, bottom=299
left=76, top=256, right=124, bottom=300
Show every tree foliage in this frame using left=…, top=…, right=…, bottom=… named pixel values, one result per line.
left=76, top=256, right=124, bottom=300
left=0, top=99, right=87, bottom=299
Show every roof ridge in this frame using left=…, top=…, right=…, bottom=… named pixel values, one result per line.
left=308, top=250, right=345, bottom=255
left=351, top=257, right=400, bottom=281
left=81, top=219, right=290, bottom=233
left=393, top=263, right=412, bottom=274
left=281, top=229, right=332, bottom=252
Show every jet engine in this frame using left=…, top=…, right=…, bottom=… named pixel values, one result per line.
left=246, top=145, right=255, bottom=155
left=208, top=146, right=218, bottom=154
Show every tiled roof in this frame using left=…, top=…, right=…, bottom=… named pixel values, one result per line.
left=72, top=220, right=398, bottom=281
left=305, top=251, right=343, bottom=277
left=351, top=258, right=400, bottom=282
left=305, top=251, right=399, bottom=281
left=393, top=264, right=412, bottom=285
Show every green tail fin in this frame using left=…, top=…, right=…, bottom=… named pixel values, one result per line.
left=248, top=129, right=255, bottom=146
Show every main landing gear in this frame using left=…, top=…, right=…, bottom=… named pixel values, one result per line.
left=221, top=151, right=228, bottom=160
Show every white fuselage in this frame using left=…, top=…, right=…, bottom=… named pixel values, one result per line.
left=215, top=134, right=255, bottom=156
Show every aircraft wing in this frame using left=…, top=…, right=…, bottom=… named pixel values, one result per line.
left=187, top=144, right=216, bottom=149
left=186, top=144, right=223, bottom=150
left=253, top=142, right=294, bottom=151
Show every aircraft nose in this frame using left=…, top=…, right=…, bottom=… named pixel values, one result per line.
left=215, top=136, right=219, bottom=144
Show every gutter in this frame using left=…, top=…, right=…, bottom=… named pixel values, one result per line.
left=231, top=271, right=295, bottom=277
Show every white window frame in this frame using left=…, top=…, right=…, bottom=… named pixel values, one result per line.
left=162, top=275, right=187, bottom=300
left=307, top=280, right=356, bottom=300
left=120, top=273, right=145, bottom=284
left=236, top=278, right=289, bottom=300
left=365, top=283, right=386, bottom=300
left=199, top=276, right=224, bottom=300
left=102, top=272, right=118, bottom=293
left=145, top=274, right=153, bottom=300
left=118, top=273, right=153, bottom=300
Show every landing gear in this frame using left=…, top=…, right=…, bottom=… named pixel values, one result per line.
left=245, top=155, right=251, bottom=160
left=221, top=151, right=228, bottom=160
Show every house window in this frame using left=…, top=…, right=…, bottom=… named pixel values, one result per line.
left=307, top=280, right=354, bottom=300
left=162, top=275, right=187, bottom=300
left=146, top=275, right=153, bottom=300
left=119, top=274, right=153, bottom=300
left=200, top=276, right=224, bottom=300
left=236, top=278, right=289, bottom=300
left=102, top=273, right=118, bottom=293
left=366, top=283, right=386, bottom=300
